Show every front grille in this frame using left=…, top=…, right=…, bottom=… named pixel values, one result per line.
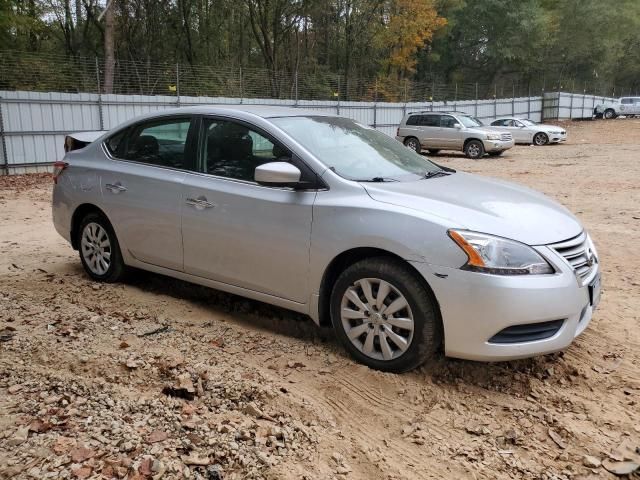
left=488, top=319, right=565, bottom=344
left=550, top=232, right=597, bottom=281
left=500, top=133, right=513, bottom=141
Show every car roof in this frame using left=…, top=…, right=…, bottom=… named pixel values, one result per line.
left=140, top=105, right=332, bottom=119
left=407, top=110, right=470, bottom=115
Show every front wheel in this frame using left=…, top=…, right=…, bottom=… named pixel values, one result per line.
left=464, top=140, right=485, bottom=159
left=533, top=132, right=549, bottom=146
left=77, top=212, right=126, bottom=282
left=330, top=258, right=441, bottom=372
left=403, top=137, right=421, bottom=153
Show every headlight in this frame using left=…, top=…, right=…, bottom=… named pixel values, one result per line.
left=448, top=230, right=554, bottom=275
left=486, top=133, right=501, bottom=140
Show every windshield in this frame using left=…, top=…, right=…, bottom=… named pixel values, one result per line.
left=520, top=119, right=537, bottom=126
left=457, top=115, right=483, bottom=127
left=271, top=116, right=443, bottom=181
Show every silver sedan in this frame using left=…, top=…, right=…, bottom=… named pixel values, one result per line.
left=52, top=106, right=599, bottom=372
left=490, top=117, right=567, bottom=145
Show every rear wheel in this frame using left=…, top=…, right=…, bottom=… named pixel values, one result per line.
left=427, top=149, right=440, bottom=155
left=533, top=132, right=549, bottom=146
left=330, top=257, right=441, bottom=372
left=77, top=212, right=126, bottom=282
left=603, top=108, right=616, bottom=119
left=404, top=137, right=421, bottom=153
left=464, top=140, right=484, bottom=159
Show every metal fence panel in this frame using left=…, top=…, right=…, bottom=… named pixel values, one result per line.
left=0, top=90, right=609, bottom=174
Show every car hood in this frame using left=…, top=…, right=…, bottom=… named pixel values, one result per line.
left=362, top=172, right=582, bottom=245
left=536, top=123, right=565, bottom=133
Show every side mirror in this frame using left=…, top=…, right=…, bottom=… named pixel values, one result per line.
left=255, top=161, right=301, bottom=187
left=453, top=123, right=462, bottom=129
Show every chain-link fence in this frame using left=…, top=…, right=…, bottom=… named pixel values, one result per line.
left=2, top=50, right=639, bottom=102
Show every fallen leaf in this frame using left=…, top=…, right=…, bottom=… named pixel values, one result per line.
left=147, top=430, right=168, bottom=443
left=71, top=466, right=92, bottom=479
left=70, top=445, right=95, bottom=463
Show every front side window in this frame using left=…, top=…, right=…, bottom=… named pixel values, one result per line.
left=124, top=118, right=192, bottom=169
left=440, top=115, right=458, bottom=128
left=203, top=119, right=291, bottom=182
left=491, top=119, right=507, bottom=126
left=621, top=98, right=632, bottom=104
left=271, top=116, right=442, bottom=181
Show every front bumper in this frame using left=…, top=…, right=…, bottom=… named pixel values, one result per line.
left=410, top=250, right=599, bottom=362
left=548, top=132, right=567, bottom=143
left=482, top=139, right=514, bottom=152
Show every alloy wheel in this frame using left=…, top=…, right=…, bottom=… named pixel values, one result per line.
left=340, top=278, right=414, bottom=361
left=81, top=222, right=112, bottom=276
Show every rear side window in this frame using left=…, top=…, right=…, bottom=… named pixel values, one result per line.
left=406, top=115, right=421, bottom=126
left=491, top=119, right=507, bottom=126
left=123, top=118, right=192, bottom=169
left=421, top=115, right=440, bottom=127
left=621, top=98, right=633, bottom=104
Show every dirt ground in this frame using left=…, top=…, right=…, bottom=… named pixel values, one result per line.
left=1, top=119, right=639, bottom=480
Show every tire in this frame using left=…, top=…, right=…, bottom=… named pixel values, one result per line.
left=427, top=149, right=440, bottom=155
left=464, top=139, right=485, bottom=159
left=604, top=109, right=616, bottom=120
left=533, top=132, right=549, bottom=146
left=488, top=151, right=504, bottom=157
left=403, top=137, right=421, bottom=153
left=77, top=212, right=126, bottom=283
left=330, top=257, right=441, bottom=373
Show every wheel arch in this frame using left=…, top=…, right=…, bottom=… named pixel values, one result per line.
left=317, top=247, right=442, bottom=329
left=70, top=203, right=113, bottom=250
left=463, top=137, right=484, bottom=147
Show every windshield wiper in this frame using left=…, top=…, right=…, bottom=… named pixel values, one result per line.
left=355, top=176, right=400, bottom=182
left=423, top=170, right=452, bottom=179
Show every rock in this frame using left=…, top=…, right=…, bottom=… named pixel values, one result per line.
left=336, top=465, right=352, bottom=475
left=331, top=452, right=345, bottom=464
left=547, top=428, right=567, bottom=449
left=602, top=460, right=639, bottom=476
left=7, top=427, right=29, bottom=446
left=53, top=436, right=75, bottom=455
left=243, top=402, right=263, bottom=418
left=71, top=466, right=93, bottom=479
left=125, top=356, right=141, bottom=369
left=465, top=422, right=491, bottom=436
left=139, top=457, right=154, bottom=476
left=583, top=455, right=601, bottom=468
left=70, top=445, right=95, bottom=463
left=182, top=454, right=210, bottom=466
left=8, top=384, right=23, bottom=394
left=147, top=430, right=169, bottom=443
left=205, top=464, right=223, bottom=480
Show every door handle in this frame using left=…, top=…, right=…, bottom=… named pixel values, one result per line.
left=186, top=196, right=215, bottom=210
left=105, top=182, right=127, bottom=193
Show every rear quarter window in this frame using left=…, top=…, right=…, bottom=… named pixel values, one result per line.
left=104, top=129, right=127, bottom=157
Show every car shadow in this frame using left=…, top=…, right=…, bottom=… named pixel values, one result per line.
left=121, top=267, right=334, bottom=344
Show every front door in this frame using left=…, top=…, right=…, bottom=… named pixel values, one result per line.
left=181, top=117, right=315, bottom=303
left=100, top=116, right=196, bottom=271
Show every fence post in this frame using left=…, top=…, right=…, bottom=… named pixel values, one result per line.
left=294, top=71, right=299, bottom=106
left=176, top=63, right=181, bottom=107
left=512, top=83, right=515, bottom=115
left=431, top=80, right=435, bottom=111
left=239, top=67, right=243, bottom=104
left=402, top=79, right=407, bottom=118
left=453, top=82, right=457, bottom=111
left=474, top=82, right=478, bottom=117
left=569, top=89, right=574, bottom=119
left=493, top=84, right=497, bottom=119
left=527, top=85, right=531, bottom=118
left=0, top=96, right=8, bottom=176
left=336, top=76, right=341, bottom=115
left=581, top=86, right=586, bottom=118
left=95, top=57, right=104, bottom=131
left=373, top=79, right=378, bottom=128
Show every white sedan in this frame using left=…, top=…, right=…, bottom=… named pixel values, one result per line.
left=489, top=117, right=567, bottom=145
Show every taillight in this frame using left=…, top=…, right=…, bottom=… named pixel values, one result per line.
left=53, top=161, right=68, bottom=184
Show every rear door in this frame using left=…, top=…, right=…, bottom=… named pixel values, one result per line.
left=418, top=114, right=441, bottom=148
left=100, top=116, right=196, bottom=271
left=181, top=116, right=316, bottom=303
